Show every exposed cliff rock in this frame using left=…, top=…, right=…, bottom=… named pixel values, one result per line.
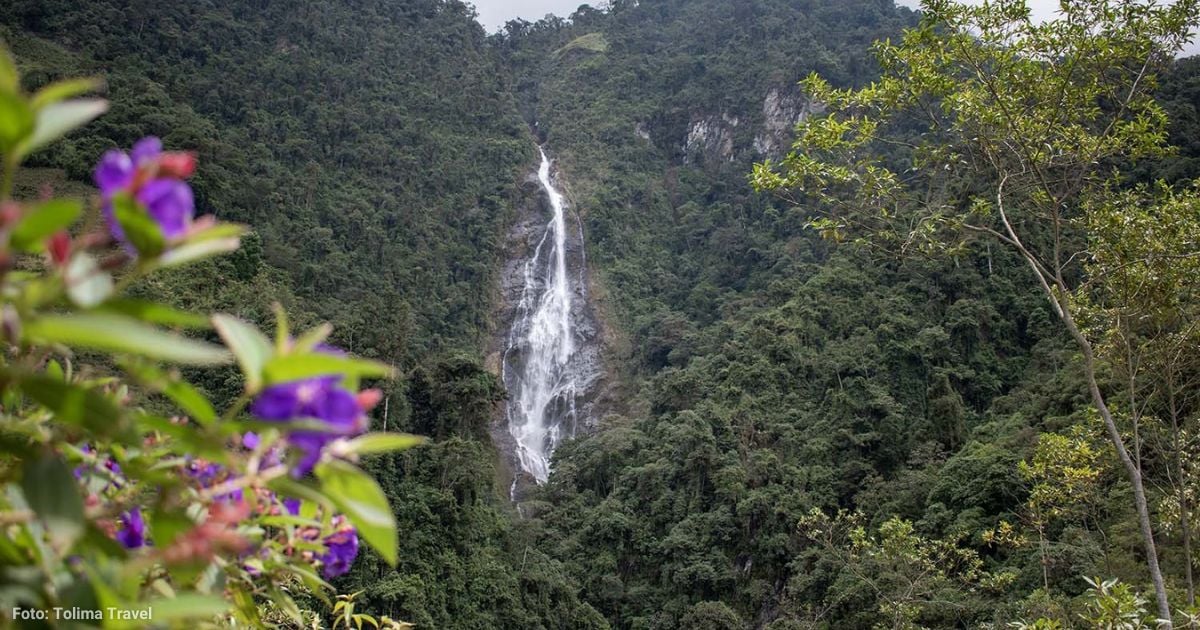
left=684, top=112, right=741, bottom=164
left=753, top=87, right=822, bottom=157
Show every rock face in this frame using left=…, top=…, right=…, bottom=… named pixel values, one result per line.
left=753, top=87, right=822, bottom=158
left=684, top=112, right=741, bottom=163
left=490, top=150, right=604, bottom=501
left=675, top=89, right=819, bottom=164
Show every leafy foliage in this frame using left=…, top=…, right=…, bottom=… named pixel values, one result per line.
left=0, top=48, right=423, bottom=626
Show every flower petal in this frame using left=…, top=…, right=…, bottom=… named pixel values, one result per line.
left=94, top=150, right=133, bottom=195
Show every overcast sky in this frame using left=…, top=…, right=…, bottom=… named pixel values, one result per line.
left=469, top=0, right=1198, bottom=54
left=471, top=0, right=584, bottom=31
left=467, top=0, right=1070, bottom=32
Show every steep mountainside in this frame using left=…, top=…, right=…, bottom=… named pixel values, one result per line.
left=499, top=1, right=1200, bottom=627
left=6, top=0, right=1200, bottom=628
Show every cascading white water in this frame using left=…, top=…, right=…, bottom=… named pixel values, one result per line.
left=503, top=148, right=584, bottom=484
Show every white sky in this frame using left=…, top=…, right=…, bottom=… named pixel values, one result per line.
left=470, top=0, right=1199, bottom=55
left=472, top=0, right=588, bottom=31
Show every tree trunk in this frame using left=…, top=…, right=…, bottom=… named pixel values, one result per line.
left=1004, top=227, right=1173, bottom=623
left=1058, top=305, right=1172, bottom=626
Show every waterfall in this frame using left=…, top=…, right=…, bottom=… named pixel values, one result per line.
left=502, top=147, right=593, bottom=485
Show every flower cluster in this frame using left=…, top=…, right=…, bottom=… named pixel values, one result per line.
left=251, top=348, right=375, bottom=477
left=94, top=136, right=197, bottom=248
left=282, top=514, right=360, bottom=579
left=116, top=508, right=146, bottom=549
left=0, top=54, right=412, bottom=624
left=81, top=438, right=361, bottom=579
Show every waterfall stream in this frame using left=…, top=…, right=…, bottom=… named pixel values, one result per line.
left=501, top=148, right=594, bottom=486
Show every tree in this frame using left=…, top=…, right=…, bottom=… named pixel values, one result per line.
left=753, top=0, right=1200, bottom=622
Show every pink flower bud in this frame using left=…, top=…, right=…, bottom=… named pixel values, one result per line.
left=47, top=232, right=71, bottom=266
left=357, top=389, right=384, bottom=411
left=157, top=152, right=197, bottom=179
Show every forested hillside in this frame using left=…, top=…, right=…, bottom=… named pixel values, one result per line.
left=3, top=0, right=1200, bottom=627
left=0, top=1, right=603, bottom=626
left=501, top=0, right=1200, bottom=627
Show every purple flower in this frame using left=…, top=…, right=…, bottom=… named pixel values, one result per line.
left=94, top=151, right=134, bottom=194
left=185, top=459, right=243, bottom=503
left=130, top=136, right=162, bottom=166
left=242, top=432, right=260, bottom=450
left=92, top=137, right=195, bottom=248
left=284, top=498, right=301, bottom=516
left=320, top=525, right=359, bottom=578
left=251, top=377, right=359, bottom=428
left=251, top=370, right=368, bottom=477
left=73, top=445, right=123, bottom=488
left=136, top=179, right=194, bottom=239
left=116, top=508, right=146, bottom=549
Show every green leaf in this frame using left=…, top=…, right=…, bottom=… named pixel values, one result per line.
left=185, top=222, right=247, bottom=242
left=30, top=77, right=103, bottom=109
left=272, top=303, right=290, bottom=351
left=112, top=194, right=164, bottom=258
left=17, top=98, right=108, bottom=157
left=97, top=299, right=209, bottom=329
left=150, top=508, right=194, bottom=549
left=129, top=594, right=232, bottom=622
left=263, top=353, right=394, bottom=385
left=285, top=564, right=332, bottom=604
left=64, top=253, right=114, bottom=308
left=10, top=199, right=82, bottom=251
left=20, top=374, right=121, bottom=434
left=162, top=379, right=217, bottom=426
left=343, top=433, right=424, bottom=455
left=266, top=477, right=334, bottom=511
left=155, top=237, right=240, bottom=268
left=0, top=90, right=34, bottom=152
left=212, top=315, right=272, bottom=392
left=25, top=313, right=231, bottom=365
left=22, top=454, right=85, bottom=553
left=0, top=46, right=17, bottom=94
left=292, top=323, right=333, bottom=353
left=122, top=361, right=217, bottom=425
left=315, top=460, right=397, bottom=566
left=135, top=414, right=226, bottom=460
left=45, top=359, right=64, bottom=381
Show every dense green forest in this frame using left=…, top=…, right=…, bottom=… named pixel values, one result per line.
left=4, top=0, right=1200, bottom=627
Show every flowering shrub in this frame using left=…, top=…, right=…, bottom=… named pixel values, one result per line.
left=0, top=45, right=419, bottom=626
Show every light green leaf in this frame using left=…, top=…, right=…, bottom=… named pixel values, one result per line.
left=291, top=323, right=333, bottom=353
left=22, top=454, right=85, bottom=553
left=156, top=237, right=240, bottom=268
left=20, top=373, right=121, bottom=435
left=343, top=433, right=425, bottom=455
left=10, top=199, right=82, bottom=251
left=0, top=90, right=34, bottom=151
left=212, top=315, right=272, bottom=392
left=315, top=460, right=397, bottom=566
left=64, top=253, right=114, bottom=308
left=185, top=222, right=247, bottom=242
left=112, top=194, right=164, bottom=258
left=45, top=359, right=64, bottom=381
left=263, top=353, right=394, bottom=385
left=97, top=299, right=209, bottom=329
left=25, top=313, right=231, bottom=365
left=122, top=361, right=217, bottom=425
left=272, top=303, right=290, bottom=352
left=18, top=98, right=108, bottom=157
left=30, top=77, right=103, bottom=109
